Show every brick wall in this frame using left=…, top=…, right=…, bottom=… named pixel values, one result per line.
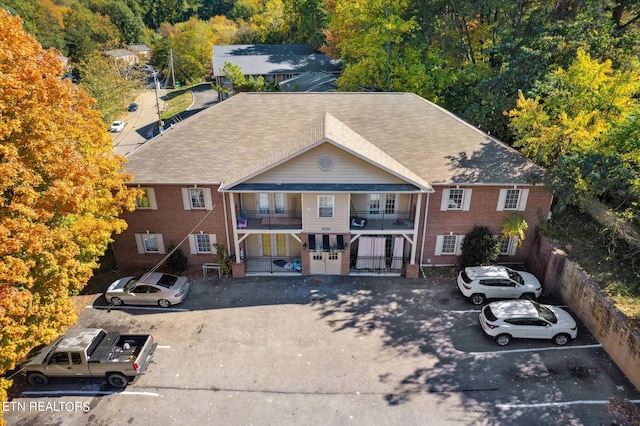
left=421, top=185, right=552, bottom=266
left=112, top=185, right=232, bottom=270
left=529, top=229, right=640, bottom=391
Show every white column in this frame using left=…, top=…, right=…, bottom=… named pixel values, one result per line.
left=229, top=193, right=241, bottom=263
left=409, top=193, right=423, bottom=265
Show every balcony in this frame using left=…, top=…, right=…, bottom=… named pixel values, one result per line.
left=349, top=211, right=414, bottom=231
left=237, top=210, right=302, bottom=230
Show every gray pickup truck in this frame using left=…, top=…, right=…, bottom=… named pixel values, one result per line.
left=21, top=328, right=157, bottom=388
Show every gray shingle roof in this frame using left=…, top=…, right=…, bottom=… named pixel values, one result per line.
left=124, top=92, right=543, bottom=187
left=212, top=44, right=342, bottom=76
left=279, top=72, right=338, bottom=92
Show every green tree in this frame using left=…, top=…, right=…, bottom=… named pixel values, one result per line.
left=102, top=0, right=146, bottom=45
left=507, top=49, right=639, bottom=168
left=77, top=52, right=145, bottom=123
left=324, top=0, right=441, bottom=99
left=215, top=62, right=280, bottom=94
left=0, top=10, right=137, bottom=419
left=501, top=213, right=528, bottom=247
left=284, top=0, right=326, bottom=49
left=63, top=3, right=122, bottom=62
left=459, top=226, right=501, bottom=268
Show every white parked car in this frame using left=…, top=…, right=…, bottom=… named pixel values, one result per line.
left=457, top=265, right=542, bottom=305
left=479, top=300, right=578, bottom=346
left=109, top=120, right=126, bottom=132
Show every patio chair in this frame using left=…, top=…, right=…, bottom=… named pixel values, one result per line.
left=237, top=212, right=248, bottom=229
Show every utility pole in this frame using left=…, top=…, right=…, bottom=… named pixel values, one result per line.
left=153, top=71, right=163, bottom=134
left=168, top=49, right=176, bottom=89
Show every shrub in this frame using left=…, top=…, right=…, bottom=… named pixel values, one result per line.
left=459, top=226, right=501, bottom=268
left=166, top=244, right=188, bottom=274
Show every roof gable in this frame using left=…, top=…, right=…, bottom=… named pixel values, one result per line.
left=222, top=112, right=432, bottom=192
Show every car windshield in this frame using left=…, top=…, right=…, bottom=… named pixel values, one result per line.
left=506, top=268, right=524, bottom=285
left=534, top=303, right=558, bottom=324
left=124, top=278, right=139, bottom=292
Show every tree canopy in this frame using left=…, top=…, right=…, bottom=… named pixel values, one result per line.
left=0, top=10, right=137, bottom=414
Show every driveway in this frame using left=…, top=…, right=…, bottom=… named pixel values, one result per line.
left=4, top=273, right=640, bottom=425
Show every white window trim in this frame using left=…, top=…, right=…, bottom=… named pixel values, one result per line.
left=188, top=234, right=217, bottom=254
left=135, top=188, right=157, bottom=210
left=434, top=234, right=464, bottom=256
left=440, top=188, right=472, bottom=211
left=497, top=188, right=528, bottom=211
left=318, top=195, right=334, bottom=218
left=495, top=235, right=519, bottom=256
left=135, top=233, right=166, bottom=254
left=182, top=187, right=213, bottom=210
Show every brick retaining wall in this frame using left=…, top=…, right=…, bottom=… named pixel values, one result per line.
left=530, top=229, right=640, bottom=391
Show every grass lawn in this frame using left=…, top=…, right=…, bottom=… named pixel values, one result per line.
left=161, top=87, right=194, bottom=121
left=543, top=207, right=640, bottom=328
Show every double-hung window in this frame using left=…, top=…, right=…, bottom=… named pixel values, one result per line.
left=190, top=188, right=205, bottom=209
left=318, top=195, right=334, bottom=218
left=182, top=187, right=213, bottom=210
left=135, top=233, right=166, bottom=254
left=497, top=188, right=529, bottom=211
left=497, top=236, right=519, bottom=256
left=435, top=234, right=464, bottom=255
left=440, top=188, right=472, bottom=211
left=189, top=234, right=217, bottom=254
left=135, top=188, right=157, bottom=210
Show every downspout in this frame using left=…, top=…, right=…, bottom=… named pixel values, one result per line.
left=221, top=184, right=231, bottom=256
left=420, top=192, right=430, bottom=267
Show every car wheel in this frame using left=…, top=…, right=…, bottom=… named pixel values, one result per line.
left=110, top=297, right=123, bottom=306
left=553, top=333, right=570, bottom=346
left=520, top=293, right=535, bottom=300
left=107, top=373, right=128, bottom=388
left=158, top=299, right=171, bottom=308
left=470, top=294, right=485, bottom=305
left=27, top=372, right=49, bottom=386
left=495, top=334, right=511, bottom=346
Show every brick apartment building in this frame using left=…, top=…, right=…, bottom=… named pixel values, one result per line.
left=112, top=92, right=552, bottom=278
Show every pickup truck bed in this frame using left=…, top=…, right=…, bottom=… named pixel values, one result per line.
left=21, top=328, right=157, bottom=387
left=89, top=332, right=149, bottom=363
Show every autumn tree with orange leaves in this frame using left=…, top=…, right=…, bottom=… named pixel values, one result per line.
left=0, top=10, right=138, bottom=420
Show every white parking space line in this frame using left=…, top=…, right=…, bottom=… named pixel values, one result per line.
left=86, top=305, right=188, bottom=312
left=448, top=309, right=481, bottom=314
left=157, top=345, right=171, bottom=349
left=497, top=399, right=640, bottom=410
left=469, top=343, right=602, bottom=355
left=21, top=390, right=159, bottom=397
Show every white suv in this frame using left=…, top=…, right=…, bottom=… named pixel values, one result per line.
left=457, top=265, right=542, bottom=305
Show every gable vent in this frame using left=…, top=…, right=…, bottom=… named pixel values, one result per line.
left=318, top=154, right=335, bottom=171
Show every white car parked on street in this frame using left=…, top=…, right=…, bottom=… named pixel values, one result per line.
left=109, top=120, right=126, bottom=132
left=457, top=265, right=542, bottom=305
left=479, top=299, right=578, bottom=346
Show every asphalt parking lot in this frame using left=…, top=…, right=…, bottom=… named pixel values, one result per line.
left=4, top=272, right=640, bottom=425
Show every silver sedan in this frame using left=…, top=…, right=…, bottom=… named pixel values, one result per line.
left=105, top=272, right=190, bottom=308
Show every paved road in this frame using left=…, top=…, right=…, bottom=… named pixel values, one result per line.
left=111, top=83, right=218, bottom=156
left=4, top=274, right=640, bottom=425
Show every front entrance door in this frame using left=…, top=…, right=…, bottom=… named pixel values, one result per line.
left=261, top=234, right=286, bottom=256
left=309, top=252, right=342, bottom=274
